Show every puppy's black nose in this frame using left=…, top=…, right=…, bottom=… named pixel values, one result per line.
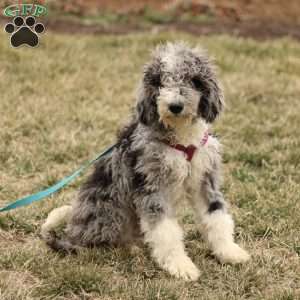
left=169, top=103, right=184, bottom=115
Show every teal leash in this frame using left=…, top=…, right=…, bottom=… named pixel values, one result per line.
left=0, top=144, right=116, bottom=213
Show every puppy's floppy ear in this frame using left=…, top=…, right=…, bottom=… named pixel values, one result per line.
left=193, top=58, right=224, bottom=123
left=144, top=59, right=162, bottom=89
left=197, top=76, right=224, bottom=123
left=136, top=59, right=161, bottom=126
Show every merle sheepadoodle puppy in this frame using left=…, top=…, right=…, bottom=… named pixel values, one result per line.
left=41, top=42, right=250, bottom=281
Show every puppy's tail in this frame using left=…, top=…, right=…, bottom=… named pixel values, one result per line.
left=41, top=205, right=78, bottom=254
left=43, top=231, right=79, bottom=254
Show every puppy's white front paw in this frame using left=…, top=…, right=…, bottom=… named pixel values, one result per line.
left=161, top=254, right=200, bottom=281
left=214, top=242, right=250, bottom=264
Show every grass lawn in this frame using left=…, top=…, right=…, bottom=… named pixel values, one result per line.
left=0, top=30, right=299, bottom=299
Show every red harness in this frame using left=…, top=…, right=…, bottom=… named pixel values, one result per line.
left=165, top=132, right=209, bottom=162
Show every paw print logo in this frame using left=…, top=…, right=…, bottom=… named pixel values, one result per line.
left=4, top=16, right=45, bottom=48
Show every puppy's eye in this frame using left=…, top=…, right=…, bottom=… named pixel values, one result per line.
left=191, top=77, right=203, bottom=90
left=149, top=74, right=162, bottom=87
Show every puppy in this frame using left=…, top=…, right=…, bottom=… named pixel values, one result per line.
left=42, top=42, right=250, bottom=281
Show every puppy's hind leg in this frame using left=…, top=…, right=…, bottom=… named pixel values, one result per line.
left=41, top=205, right=72, bottom=239
left=41, top=205, right=80, bottom=253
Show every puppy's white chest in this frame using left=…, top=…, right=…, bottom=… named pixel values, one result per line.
left=188, top=148, right=211, bottom=183
left=164, top=146, right=210, bottom=187
left=164, top=134, right=220, bottom=192
left=165, top=148, right=190, bottom=184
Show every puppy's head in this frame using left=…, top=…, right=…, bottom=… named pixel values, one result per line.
left=136, top=42, right=224, bottom=129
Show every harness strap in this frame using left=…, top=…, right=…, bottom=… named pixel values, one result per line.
left=163, top=131, right=209, bottom=162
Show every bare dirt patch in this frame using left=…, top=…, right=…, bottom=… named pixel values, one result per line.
left=48, top=0, right=300, bottom=26
left=42, top=18, right=300, bottom=40
left=42, top=0, right=300, bottom=40
left=1, top=0, right=299, bottom=39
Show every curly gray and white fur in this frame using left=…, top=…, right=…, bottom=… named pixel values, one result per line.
left=41, top=42, right=250, bottom=281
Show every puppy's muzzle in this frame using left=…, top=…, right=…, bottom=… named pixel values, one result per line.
left=169, top=103, right=184, bottom=115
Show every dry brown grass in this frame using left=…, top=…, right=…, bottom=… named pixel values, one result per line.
left=0, top=31, right=299, bottom=299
